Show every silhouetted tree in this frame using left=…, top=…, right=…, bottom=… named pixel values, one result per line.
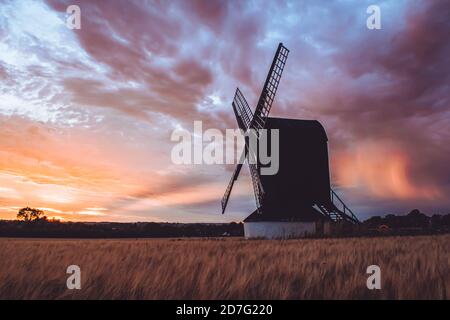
left=17, top=207, right=46, bottom=222
left=364, top=216, right=383, bottom=228
left=406, top=209, right=429, bottom=228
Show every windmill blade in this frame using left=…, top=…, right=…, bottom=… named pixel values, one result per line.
left=250, top=43, right=289, bottom=132
left=221, top=163, right=243, bottom=214
left=232, top=88, right=253, bottom=130
left=231, top=88, right=265, bottom=213
left=221, top=152, right=265, bottom=214
left=221, top=140, right=263, bottom=214
left=248, top=163, right=264, bottom=212
left=221, top=89, right=251, bottom=214
left=246, top=131, right=265, bottom=213
left=221, top=128, right=264, bottom=214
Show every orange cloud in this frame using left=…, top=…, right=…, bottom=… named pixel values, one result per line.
left=334, top=142, right=442, bottom=200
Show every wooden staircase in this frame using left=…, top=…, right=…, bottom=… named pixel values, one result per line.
left=315, top=189, right=360, bottom=224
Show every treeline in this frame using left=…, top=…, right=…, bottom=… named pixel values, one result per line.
left=0, top=221, right=244, bottom=238
left=363, top=209, right=450, bottom=233
left=0, top=209, right=449, bottom=238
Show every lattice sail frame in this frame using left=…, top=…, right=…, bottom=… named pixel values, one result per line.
left=221, top=43, right=289, bottom=214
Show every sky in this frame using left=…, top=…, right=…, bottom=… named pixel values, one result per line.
left=0, top=0, right=449, bottom=222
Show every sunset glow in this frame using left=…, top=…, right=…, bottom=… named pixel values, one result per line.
left=334, top=143, right=443, bottom=200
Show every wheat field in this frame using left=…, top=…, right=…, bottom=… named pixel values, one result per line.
left=0, top=235, right=448, bottom=299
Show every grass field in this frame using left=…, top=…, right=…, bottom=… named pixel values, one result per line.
left=0, top=235, right=448, bottom=299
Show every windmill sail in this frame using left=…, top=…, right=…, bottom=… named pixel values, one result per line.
left=250, top=43, right=289, bottom=132
left=221, top=43, right=289, bottom=214
left=222, top=89, right=264, bottom=214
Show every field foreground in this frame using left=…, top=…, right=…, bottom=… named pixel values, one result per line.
left=0, top=235, right=448, bottom=299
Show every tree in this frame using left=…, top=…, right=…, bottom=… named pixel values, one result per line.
left=17, top=207, right=46, bottom=222
left=363, top=216, right=383, bottom=228
left=406, top=209, right=429, bottom=228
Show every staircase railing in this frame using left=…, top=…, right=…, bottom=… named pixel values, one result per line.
left=330, top=189, right=360, bottom=223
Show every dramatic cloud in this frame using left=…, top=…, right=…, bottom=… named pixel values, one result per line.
left=0, top=0, right=448, bottom=222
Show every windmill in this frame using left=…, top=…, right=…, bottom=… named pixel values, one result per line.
left=221, top=43, right=360, bottom=239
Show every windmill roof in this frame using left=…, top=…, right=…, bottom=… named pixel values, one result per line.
left=265, top=117, right=328, bottom=141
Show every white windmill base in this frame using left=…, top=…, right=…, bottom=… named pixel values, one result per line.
left=244, top=221, right=315, bottom=239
